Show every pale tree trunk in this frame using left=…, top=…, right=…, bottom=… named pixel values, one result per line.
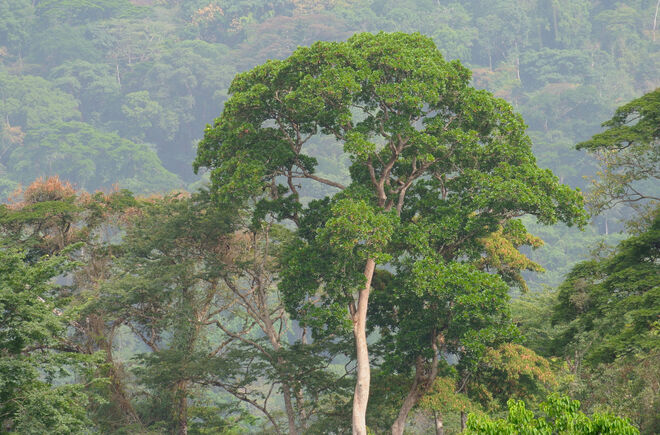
left=605, top=217, right=609, bottom=235
left=434, top=411, right=444, bottom=435
left=352, top=258, right=376, bottom=435
left=552, top=1, right=559, bottom=43
left=653, top=0, right=660, bottom=42
left=349, top=130, right=423, bottom=433
left=514, top=41, right=520, bottom=81
left=460, top=411, right=467, bottom=432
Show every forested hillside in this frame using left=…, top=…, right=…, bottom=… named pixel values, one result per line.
left=0, top=1, right=658, bottom=434
left=1, top=0, right=658, bottom=288
left=2, top=0, right=657, bottom=189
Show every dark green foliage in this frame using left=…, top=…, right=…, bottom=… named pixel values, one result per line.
left=594, top=87, right=659, bottom=145
left=552, top=209, right=660, bottom=364
left=0, top=248, right=95, bottom=434
left=196, top=30, right=585, bottom=317
left=370, top=258, right=516, bottom=373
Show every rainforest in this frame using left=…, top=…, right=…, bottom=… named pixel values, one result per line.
left=0, top=1, right=658, bottom=434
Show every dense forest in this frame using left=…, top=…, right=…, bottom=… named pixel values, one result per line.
left=0, top=1, right=658, bottom=434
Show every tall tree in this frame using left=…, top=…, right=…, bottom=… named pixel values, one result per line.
left=98, top=193, right=241, bottom=434
left=368, top=221, right=550, bottom=433
left=100, top=193, right=340, bottom=434
left=577, top=88, right=659, bottom=215
left=552, top=208, right=660, bottom=368
left=368, top=257, right=517, bottom=434
left=195, top=32, right=585, bottom=433
left=0, top=178, right=126, bottom=434
left=0, top=177, right=143, bottom=431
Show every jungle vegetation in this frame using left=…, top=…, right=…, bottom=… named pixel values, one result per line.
left=0, top=1, right=658, bottom=434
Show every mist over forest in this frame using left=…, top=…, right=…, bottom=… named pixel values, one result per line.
left=0, top=1, right=658, bottom=434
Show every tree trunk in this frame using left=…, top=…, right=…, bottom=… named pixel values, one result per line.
left=514, top=41, right=520, bottom=81
left=296, top=328, right=308, bottom=431
left=108, top=361, right=140, bottom=425
left=391, top=346, right=439, bottom=435
left=390, top=371, right=420, bottom=435
left=176, top=381, right=188, bottom=435
left=352, top=258, right=376, bottom=435
left=460, top=411, right=467, bottom=432
left=552, top=1, right=559, bottom=43
left=264, top=314, right=298, bottom=435
left=295, top=386, right=307, bottom=432
left=434, top=411, right=444, bottom=435
left=653, top=0, right=659, bottom=42
left=605, top=217, right=609, bottom=235
left=281, top=383, right=298, bottom=435
left=89, top=318, right=141, bottom=426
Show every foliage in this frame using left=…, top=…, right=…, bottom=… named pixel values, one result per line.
left=0, top=69, right=181, bottom=198
left=0, top=0, right=34, bottom=54
left=96, top=193, right=242, bottom=433
left=419, top=376, right=478, bottom=416
left=0, top=0, right=658, bottom=431
left=469, top=343, right=557, bottom=409
left=570, top=351, right=660, bottom=435
left=196, top=29, right=585, bottom=319
left=369, top=257, right=517, bottom=376
left=12, top=121, right=181, bottom=194
left=0, top=248, right=96, bottom=434
left=0, top=176, right=136, bottom=256
left=577, top=88, right=660, bottom=214
left=95, top=193, right=343, bottom=433
left=478, top=222, right=544, bottom=292
left=465, top=393, right=639, bottom=435
left=0, top=0, right=655, bottom=204
left=195, top=31, right=584, bottom=433
left=552, top=208, right=660, bottom=365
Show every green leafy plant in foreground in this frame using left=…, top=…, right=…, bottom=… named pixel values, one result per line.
left=465, top=393, right=639, bottom=435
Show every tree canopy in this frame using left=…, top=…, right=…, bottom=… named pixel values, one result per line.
left=577, top=88, right=660, bottom=214
left=1, top=1, right=658, bottom=433
left=195, top=31, right=586, bottom=434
